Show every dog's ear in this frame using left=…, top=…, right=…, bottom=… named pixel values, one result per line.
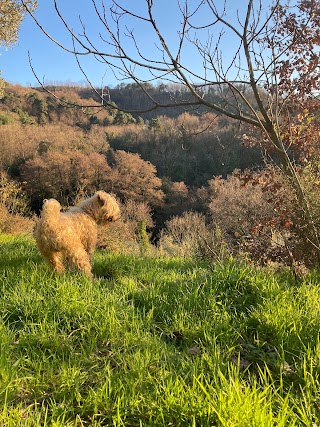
left=97, top=193, right=106, bottom=206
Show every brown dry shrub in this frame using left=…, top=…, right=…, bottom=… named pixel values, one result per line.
left=97, top=200, right=154, bottom=255
left=97, top=220, right=140, bottom=254
left=159, top=211, right=230, bottom=261
left=0, top=171, right=34, bottom=235
left=289, top=165, right=320, bottom=265
left=0, top=205, right=35, bottom=235
left=121, top=199, right=154, bottom=230
left=106, top=150, right=164, bottom=207
left=207, top=169, right=296, bottom=264
left=208, top=174, right=273, bottom=239
left=0, top=171, right=30, bottom=215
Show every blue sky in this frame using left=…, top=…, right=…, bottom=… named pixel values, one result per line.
left=0, top=0, right=271, bottom=88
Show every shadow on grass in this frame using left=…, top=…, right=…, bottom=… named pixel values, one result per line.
left=93, top=250, right=206, bottom=277
left=0, top=236, right=40, bottom=271
left=131, top=261, right=263, bottom=319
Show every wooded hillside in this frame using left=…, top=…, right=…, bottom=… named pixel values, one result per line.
left=0, top=82, right=262, bottom=203
left=1, top=82, right=318, bottom=268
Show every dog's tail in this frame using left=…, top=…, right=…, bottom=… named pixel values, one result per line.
left=40, top=199, right=62, bottom=220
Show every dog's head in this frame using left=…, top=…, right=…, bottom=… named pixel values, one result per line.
left=79, top=191, right=121, bottom=225
left=40, top=198, right=62, bottom=218
left=95, top=191, right=121, bottom=225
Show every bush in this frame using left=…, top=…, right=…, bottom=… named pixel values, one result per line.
left=0, top=172, right=34, bottom=235
left=159, top=211, right=230, bottom=262
left=97, top=200, right=155, bottom=256
left=0, top=171, right=30, bottom=215
left=0, top=114, right=10, bottom=125
left=206, top=169, right=302, bottom=266
left=97, top=220, right=140, bottom=254
left=0, top=205, right=34, bottom=235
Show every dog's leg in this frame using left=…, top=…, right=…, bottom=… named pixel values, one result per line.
left=87, top=247, right=95, bottom=263
left=65, top=247, right=93, bottom=278
left=85, top=236, right=97, bottom=263
left=46, top=251, right=65, bottom=273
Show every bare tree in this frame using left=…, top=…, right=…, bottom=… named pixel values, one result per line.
left=21, top=0, right=320, bottom=262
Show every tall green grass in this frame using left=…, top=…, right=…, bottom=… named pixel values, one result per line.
left=1, top=234, right=320, bottom=425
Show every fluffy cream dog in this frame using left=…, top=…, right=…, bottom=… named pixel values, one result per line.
left=34, top=191, right=120, bottom=277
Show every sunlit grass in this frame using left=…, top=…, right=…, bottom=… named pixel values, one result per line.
left=1, top=234, right=320, bottom=425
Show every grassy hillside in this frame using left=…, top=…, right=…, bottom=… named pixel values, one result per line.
left=1, top=234, right=320, bottom=426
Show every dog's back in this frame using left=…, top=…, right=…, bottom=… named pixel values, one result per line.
left=34, top=199, right=63, bottom=250
left=34, top=198, right=97, bottom=251
left=40, top=199, right=62, bottom=220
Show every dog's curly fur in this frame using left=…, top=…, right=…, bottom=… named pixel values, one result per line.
left=34, top=191, right=121, bottom=277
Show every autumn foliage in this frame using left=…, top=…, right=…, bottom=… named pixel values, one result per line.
left=0, top=69, right=319, bottom=266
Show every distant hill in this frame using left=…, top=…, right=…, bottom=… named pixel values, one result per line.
left=0, top=81, right=247, bottom=125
